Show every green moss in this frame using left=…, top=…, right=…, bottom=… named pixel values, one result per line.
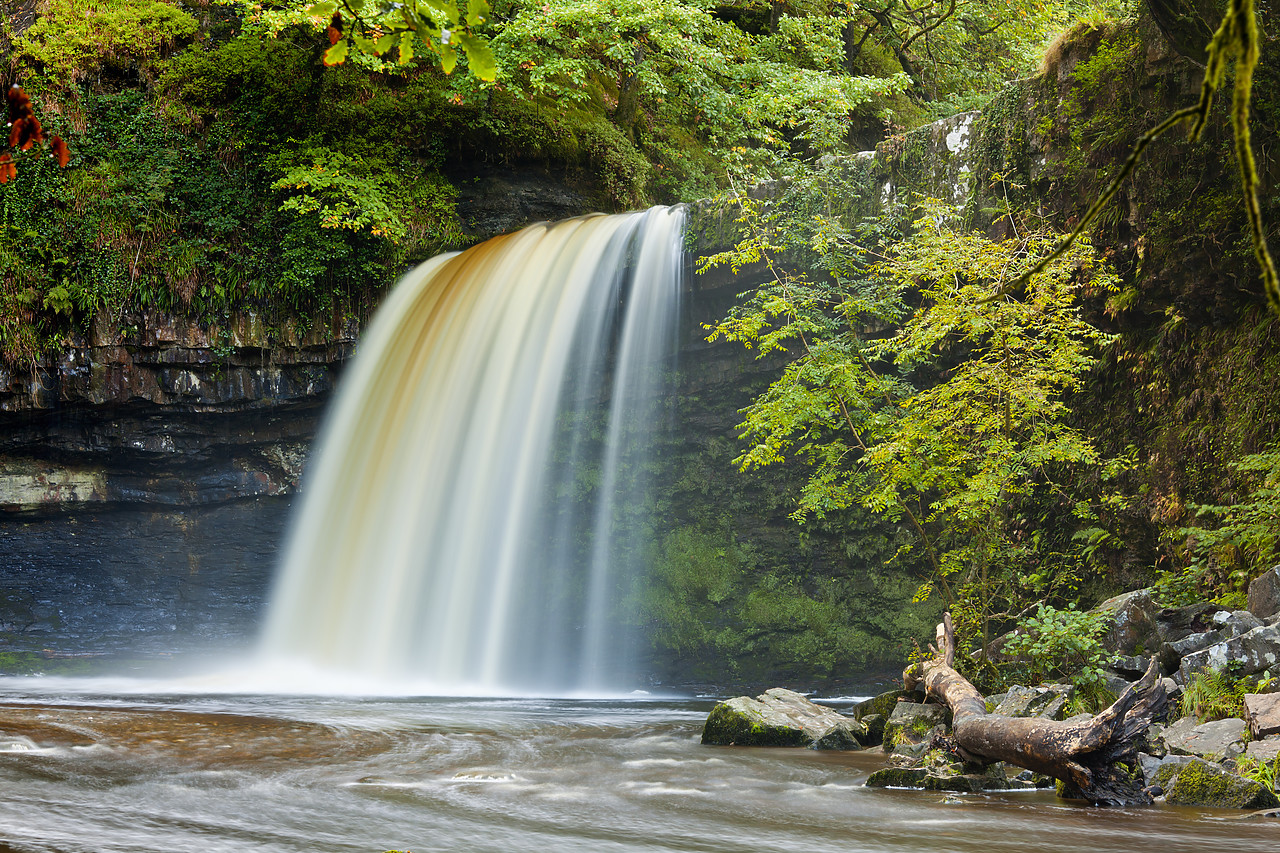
left=865, top=767, right=928, bottom=788
left=1166, top=758, right=1280, bottom=809
left=700, top=701, right=808, bottom=747
left=0, top=651, right=92, bottom=676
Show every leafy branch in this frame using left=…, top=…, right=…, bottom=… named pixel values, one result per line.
left=306, top=0, right=497, bottom=79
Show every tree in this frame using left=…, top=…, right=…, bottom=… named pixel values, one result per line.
left=705, top=188, right=1121, bottom=652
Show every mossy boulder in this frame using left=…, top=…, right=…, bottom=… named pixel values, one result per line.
left=881, top=701, right=950, bottom=752
left=851, top=689, right=918, bottom=721
left=1163, top=757, right=1280, bottom=809
left=859, top=713, right=886, bottom=746
left=865, top=766, right=928, bottom=788
left=700, top=687, right=865, bottom=749
left=865, top=749, right=1013, bottom=792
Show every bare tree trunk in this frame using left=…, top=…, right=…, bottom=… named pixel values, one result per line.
left=904, top=613, right=1168, bottom=806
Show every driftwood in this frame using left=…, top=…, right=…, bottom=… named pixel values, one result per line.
left=903, top=613, right=1168, bottom=806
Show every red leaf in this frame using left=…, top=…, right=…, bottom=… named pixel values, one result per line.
left=51, top=136, right=69, bottom=168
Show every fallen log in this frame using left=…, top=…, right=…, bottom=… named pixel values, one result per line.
left=903, top=612, right=1168, bottom=806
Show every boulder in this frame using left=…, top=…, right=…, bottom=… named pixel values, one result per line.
left=1110, top=654, right=1153, bottom=678
left=1248, top=567, right=1280, bottom=619
left=848, top=688, right=920, bottom=747
left=1210, top=609, right=1264, bottom=638
left=1244, top=736, right=1280, bottom=764
left=850, top=689, right=918, bottom=721
left=701, top=688, right=865, bottom=749
left=865, top=766, right=927, bottom=788
left=1100, top=670, right=1134, bottom=700
left=1095, top=589, right=1162, bottom=655
left=859, top=713, right=886, bottom=747
left=865, top=749, right=1012, bottom=793
left=1244, top=693, right=1280, bottom=738
left=1155, top=602, right=1217, bottom=645
left=991, top=684, right=1072, bottom=720
left=1163, top=757, right=1280, bottom=809
left=1144, top=753, right=1197, bottom=787
left=881, top=701, right=949, bottom=753
left=1163, top=716, right=1248, bottom=762
left=1179, top=624, right=1280, bottom=682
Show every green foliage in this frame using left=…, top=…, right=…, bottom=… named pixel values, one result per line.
left=637, top=519, right=937, bottom=682
left=1000, top=603, right=1110, bottom=689
left=1158, top=443, right=1280, bottom=606
left=299, top=0, right=497, bottom=80
left=1180, top=666, right=1260, bottom=722
left=15, top=0, right=198, bottom=84
left=1237, top=753, right=1280, bottom=794
left=0, top=651, right=90, bottom=677
left=705, top=186, right=1121, bottom=653
left=270, top=143, right=410, bottom=240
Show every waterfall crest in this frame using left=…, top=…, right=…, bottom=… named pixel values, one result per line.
left=259, top=206, right=685, bottom=695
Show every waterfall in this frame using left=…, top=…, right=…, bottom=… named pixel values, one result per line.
left=259, top=206, right=685, bottom=695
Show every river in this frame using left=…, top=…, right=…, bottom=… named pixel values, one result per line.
left=0, top=683, right=1276, bottom=852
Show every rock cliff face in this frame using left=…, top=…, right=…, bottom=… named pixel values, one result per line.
left=0, top=311, right=356, bottom=510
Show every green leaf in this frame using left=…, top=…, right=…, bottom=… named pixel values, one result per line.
left=305, top=1, right=339, bottom=17
left=417, top=0, right=459, bottom=27
left=439, top=42, right=457, bottom=75
left=456, top=33, right=495, bottom=81
left=397, top=31, right=415, bottom=65
left=374, top=32, right=397, bottom=55
left=323, top=39, right=349, bottom=66
left=466, top=0, right=490, bottom=27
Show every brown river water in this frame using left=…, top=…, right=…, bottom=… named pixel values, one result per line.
left=0, top=683, right=1277, bottom=852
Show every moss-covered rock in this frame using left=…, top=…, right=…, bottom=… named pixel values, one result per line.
left=865, top=766, right=928, bottom=788
left=1164, top=757, right=1280, bottom=809
left=851, top=689, right=916, bottom=721
left=881, top=701, right=950, bottom=752
left=859, top=713, right=886, bottom=747
left=700, top=688, right=865, bottom=748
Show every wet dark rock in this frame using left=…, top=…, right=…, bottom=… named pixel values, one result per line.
left=1249, top=568, right=1280, bottom=620
left=0, top=500, right=283, bottom=659
left=1163, top=757, right=1280, bottom=809
left=700, top=687, right=865, bottom=749
left=451, top=165, right=596, bottom=242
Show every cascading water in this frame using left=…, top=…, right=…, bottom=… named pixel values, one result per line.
left=259, top=206, right=685, bottom=695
